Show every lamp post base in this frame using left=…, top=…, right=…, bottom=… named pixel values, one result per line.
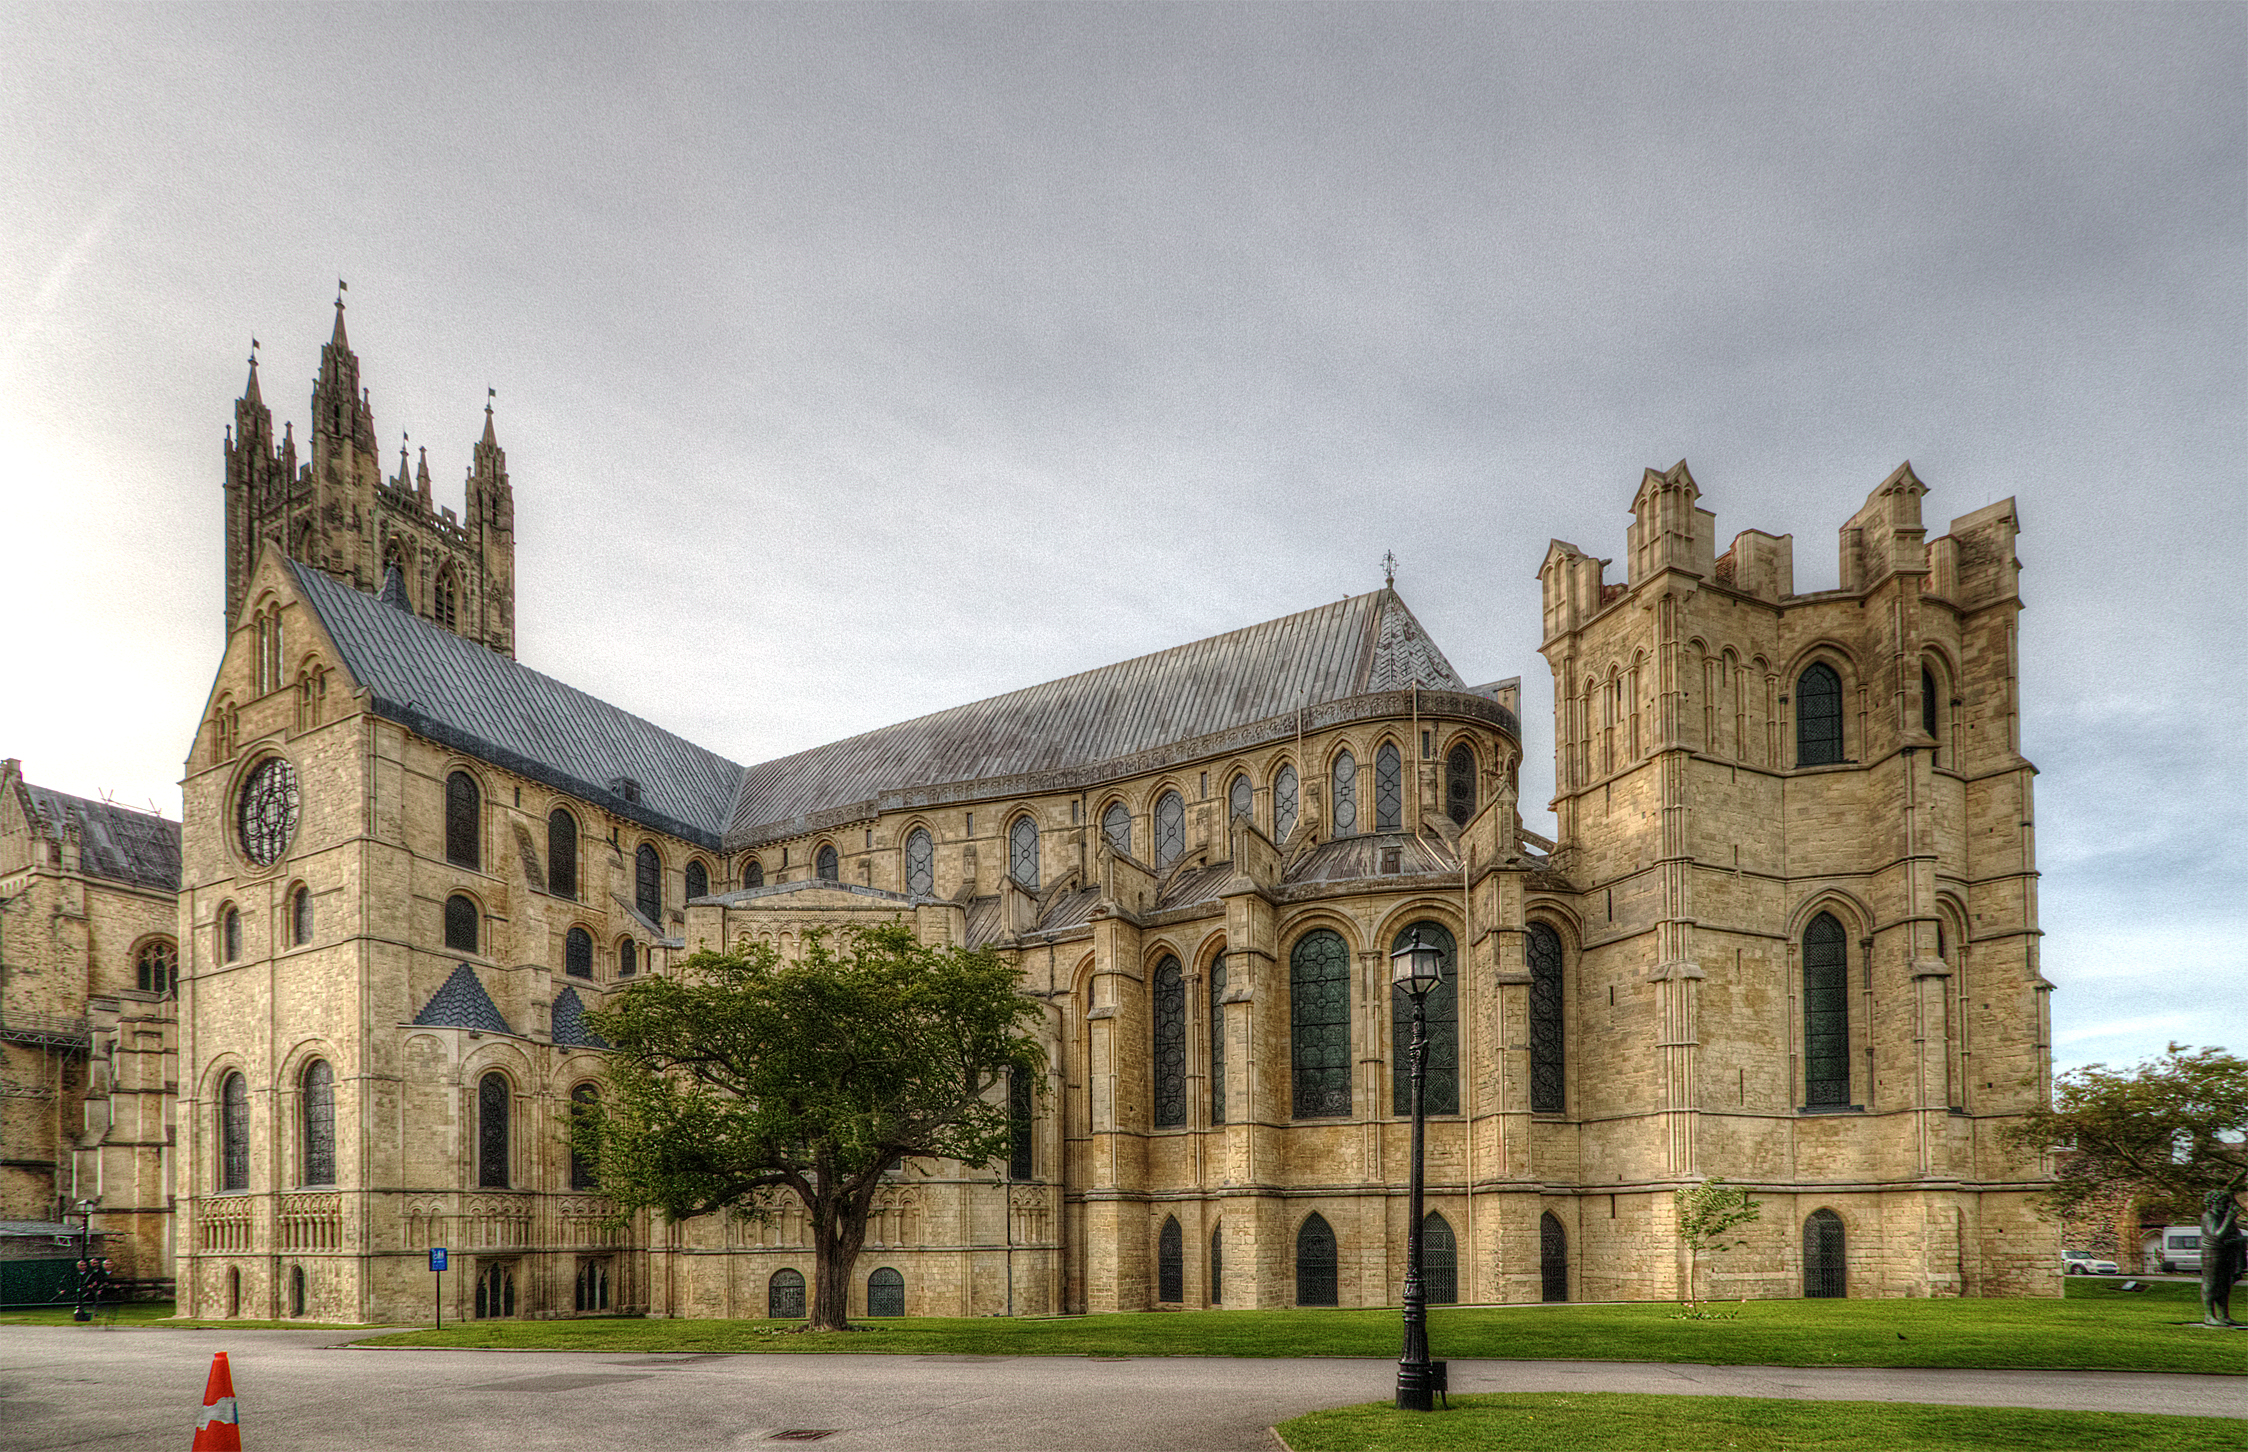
left=1395, top=1358, right=1440, bottom=1412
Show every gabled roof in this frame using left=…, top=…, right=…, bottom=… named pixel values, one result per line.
left=411, top=962, right=513, bottom=1034
left=288, top=561, right=745, bottom=847
left=726, top=589, right=1471, bottom=840
left=15, top=782, right=180, bottom=892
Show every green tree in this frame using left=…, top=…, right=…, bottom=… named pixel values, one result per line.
left=1673, top=1178, right=1761, bottom=1316
left=574, top=921, right=1046, bottom=1331
left=2009, top=1044, right=2248, bottom=1224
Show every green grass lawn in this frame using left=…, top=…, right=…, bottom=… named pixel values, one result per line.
left=1275, top=1393, right=2248, bottom=1452
left=350, top=1279, right=2248, bottom=1375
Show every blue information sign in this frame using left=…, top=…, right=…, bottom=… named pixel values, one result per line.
left=429, top=1247, right=448, bottom=1272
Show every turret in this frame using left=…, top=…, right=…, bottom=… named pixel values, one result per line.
left=466, top=397, right=517, bottom=657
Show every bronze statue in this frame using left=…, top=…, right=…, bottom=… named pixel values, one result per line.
left=2201, top=1182, right=2247, bottom=1329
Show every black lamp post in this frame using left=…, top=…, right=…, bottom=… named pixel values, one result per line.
left=1390, top=927, right=1445, bottom=1411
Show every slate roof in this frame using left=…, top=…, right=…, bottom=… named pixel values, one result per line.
left=411, top=962, right=513, bottom=1034
left=1287, top=831, right=1461, bottom=884
left=17, top=784, right=180, bottom=892
left=549, top=986, right=608, bottom=1049
left=725, top=589, right=1474, bottom=840
left=289, top=561, right=744, bottom=847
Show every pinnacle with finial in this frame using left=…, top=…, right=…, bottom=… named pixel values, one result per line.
left=1382, top=549, right=1398, bottom=588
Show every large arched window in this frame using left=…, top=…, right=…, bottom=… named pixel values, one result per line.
left=1803, top=912, right=1851, bottom=1107
left=684, top=859, right=708, bottom=902
left=474, top=1260, right=515, bottom=1319
left=1290, top=929, right=1352, bottom=1119
left=1445, top=744, right=1477, bottom=826
left=1804, top=1209, right=1847, bottom=1298
left=477, top=1072, right=510, bottom=1188
left=1009, top=815, right=1040, bottom=889
left=1540, top=1212, right=1568, bottom=1302
left=444, top=894, right=479, bottom=953
left=1374, top=742, right=1403, bottom=830
left=445, top=770, right=481, bottom=869
left=1273, top=764, right=1299, bottom=842
left=569, top=1084, right=600, bottom=1190
left=547, top=808, right=578, bottom=900
left=635, top=843, right=661, bottom=921
left=1228, top=773, right=1252, bottom=823
left=1295, top=1214, right=1338, bottom=1306
left=1796, top=662, right=1844, bottom=766
left=815, top=844, right=839, bottom=882
left=1528, top=923, right=1566, bottom=1113
left=1151, top=956, right=1186, bottom=1127
left=300, top=1059, right=335, bottom=1186
left=1153, top=791, right=1185, bottom=870
left=768, top=1267, right=805, bottom=1319
left=1157, top=1216, right=1184, bottom=1303
left=1330, top=750, right=1358, bottom=834
left=565, top=926, right=593, bottom=979
left=1101, top=802, right=1132, bottom=858
left=219, top=1070, right=249, bottom=1191
left=867, top=1266, right=905, bottom=1317
left=742, top=858, right=764, bottom=889
left=1208, top=952, right=1227, bottom=1125
left=904, top=828, right=934, bottom=896
left=1421, top=1211, right=1458, bottom=1304
left=136, top=938, right=178, bottom=995
left=1390, top=922, right=1458, bottom=1115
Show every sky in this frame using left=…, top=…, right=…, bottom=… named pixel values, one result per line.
left=1, top=3, right=2240, bottom=1077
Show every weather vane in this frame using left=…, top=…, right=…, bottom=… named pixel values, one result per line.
left=1382, top=550, right=1398, bottom=588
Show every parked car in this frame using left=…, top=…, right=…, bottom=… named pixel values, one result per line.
left=2063, top=1252, right=2118, bottom=1275
left=2152, top=1226, right=2202, bottom=1275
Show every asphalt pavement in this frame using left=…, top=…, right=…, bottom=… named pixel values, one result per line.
left=2, top=1323, right=2243, bottom=1451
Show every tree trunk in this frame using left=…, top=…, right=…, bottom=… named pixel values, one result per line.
left=808, top=1187, right=872, bottom=1332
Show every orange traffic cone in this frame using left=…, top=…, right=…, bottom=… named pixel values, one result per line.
left=192, top=1351, right=241, bottom=1450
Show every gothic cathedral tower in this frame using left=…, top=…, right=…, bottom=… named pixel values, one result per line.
left=223, top=297, right=516, bottom=656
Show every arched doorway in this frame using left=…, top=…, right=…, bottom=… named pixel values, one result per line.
left=1296, top=1214, right=1338, bottom=1306
left=1540, top=1212, right=1569, bottom=1303
left=1804, top=1210, right=1847, bottom=1298
left=1421, top=1212, right=1457, bottom=1304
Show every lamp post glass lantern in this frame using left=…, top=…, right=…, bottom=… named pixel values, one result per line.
left=1389, top=928, right=1445, bottom=1411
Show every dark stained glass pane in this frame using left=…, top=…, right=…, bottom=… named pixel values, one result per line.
left=1446, top=743, right=1476, bottom=826
left=238, top=756, right=300, bottom=866
left=292, top=886, right=312, bottom=946
left=1009, top=1068, right=1033, bottom=1181
left=1421, top=1211, right=1457, bottom=1304
left=1208, top=953, right=1227, bottom=1125
left=1295, top=1214, right=1338, bottom=1306
left=223, top=907, right=239, bottom=962
left=635, top=844, right=661, bottom=920
left=1374, top=742, right=1403, bottom=830
left=1390, top=923, right=1458, bottom=1116
left=619, top=938, right=637, bottom=977
left=1273, top=765, right=1298, bottom=842
left=445, top=771, right=480, bottom=869
left=868, top=1267, right=904, bottom=1317
left=478, top=1072, right=509, bottom=1188
left=569, top=1084, right=599, bottom=1190
left=565, top=927, right=593, bottom=979
left=768, top=1268, right=805, bottom=1318
left=1210, top=1224, right=1224, bottom=1304
left=138, top=939, right=177, bottom=994
left=1154, top=792, right=1184, bottom=870
left=684, top=860, right=708, bottom=901
left=1796, top=663, right=1843, bottom=766
left=1330, top=751, right=1357, bottom=834
left=905, top=829, right=934, bottom=896
left=1290, top=930, right=1352, bottom=1118
left=815, top=845, right=838, bottom=881
left=1804, top=1210, right=1847, bottom=1297
left=1540, top=1212, right=1569, bottom=1302
left=1922, top=665, right=1939, bottom=741
left=1157, top=1216, right=1184, bottom=1302
left=743, top=859, right=764, bottom=889
left=301, top=1059, right=335, bottom=1186
left=444, top=894, right=479, bottom=953
left=1228, top=773, right=1252, bottom=822
left=220, top=1071, right=249, bottom=1191
left=1102, top=802, right=1132, bottom=858
left=1152, top=957, right=1187, bottom=1127
left=1529, top=923, right=1566, bottom=1113
left=1803, top=913, right=1850, bottom=1107
left=1010, top=816, right=1039, bottom=888
left=548, top=810, right=578, bottom=900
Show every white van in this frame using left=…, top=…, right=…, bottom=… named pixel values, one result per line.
left=2153, top=1226, right=2202, bottom=1274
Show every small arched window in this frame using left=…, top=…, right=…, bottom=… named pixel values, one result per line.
left=1421, top=1211, right=1458, bottom=1304
left=684, top=859, right=708, bottom=901
left=227, top=1267, right=242, bottom=1318
left=547, top=809, right=578, bottom=900
left=1008, top=1068, right=1034, bottom=1181
left=477, top=1072, right=510, bottom=1188
left=1101, top=802, right=1132, bottom=858
left=1922, top=663, right=1940, bottom=742
left=635, top=843, right=661, bottom=921
left=618, top=938, right=638, bottom=978
left=1210, top=1223, right=1224, bottom=1304
left=1153, top=791, right=1185, bottom=870
left=742, top=858, right=764, bottom=889
left=1208, top=952, right=1227, bottom=1125
left=291, top=1264, right=307, bottom=1318
left=565, top=926, right=593, bottom=979
left=1157, top=1215, right=1184, bottom=1303
left=291, top=884, right=313, bottom=946
left=444, top=894, right=479, bottom=953
left=301, top=1058, right=335, bottom=1186
left=768, top=1267, right=805, bottom=1319
left=904, top=828, right=934, bottom=896
left=1330, top=750, right=1358, bottom=834
left=569, top=1084, right=600, bottom=1190
left=1445, top=743, right=1476, bottom=826
left=221, top=905, right=241, bottom=964
left=219, top=1070, right=249, bottom=1191
left=136, top=938, right=177, bottom=995
left=1804, top=1209, right=1847, bottom=1298
left=1295, top=1214, right=1338, bottom=1306
left=1796, top=662, right=1844, bottom=767
left=1540, top=1212, right=1569, bottom=1302
left=1151, top=956, right=1186, bottom=1127
left=1228, top=773, right=1252, bottom=823
left=1290, top=929, right=1352, bottom=1118
left=1390, top=922, right=1458, bottom=1116
left=1373, top=742, right=1403, bottom=830
left=867, top=1266, right=905, bottom=1317
left=1273, top=764, right=1299, bottom=842
left=434, top=568, right=459, bottom=631
left=1528, top=923, right=1566, bottom=1113
left=1803, top=912, right=1850, bottom=1107
left=815, top=844, right=839, bottom=882
left=1009, top=815, right=1040, bottom=889
left=445, top=771, right=481, bottom=869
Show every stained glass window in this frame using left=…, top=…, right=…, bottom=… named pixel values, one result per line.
left=684, top=859, right=707, bottom=901
left=137, top=938, right=177, bottom=995
left=1154, top=792, right=1185, bottom=870
left=1010, top=815, right=1040, bottom=889
left=1374, top=742, right=1403, bottom=830
left=222, top=906, right=240, bottom=963
left=475, top=1261, right=515, bottom=1318
left=1102, top=802, right=1132, bottom=858
left=220, top=1070, right=249, bottom=1191
left=1152, top=956, right=1186, bottom=1127
left=1295, top=1214, right=1338, bottom=1306
left=867, top=1266, right=905, bottom=1316
left=1421, top=1211, right=1458, bottom=1304
left=434, top=570, right=458, bottom=630
left=1390, top=923, right=1459, bottom=1116
left=619, top=938, right=637, bottom=977
left=742, top=858, right=764, bottom=889
left=1157, top=1216, right=1184, bottom=1302
left=1528, top=923, right=1565, bottom=1113
left=1208, top=952, right=1227, bottom=1125
left=569, top=1084, right=599, bottom=1190
left=1330, top=751, right=1357, bottom=834
left=1797, top=663, right=1844, bottom=766
left=1009, top=1068, right=1033, bottom=1181
left=1228, top=773, right=1252, bottom=823
left=815, top=844, right=839, bottom=881
left=565, top=926, right=593, bottom=979
left=477, top=1071, right=510, bottom=1188
left=444, top=894, right=478, bottom=953
left=547, top=809, right=578, bottom=900
left=905, top=828, right=934, bottom=896
left=575, top=1258, right=610, bottom=1312
left=1273, top=764, right=1298, bottom=841
left=1803, top=912, right=1850, bottom=1106
left=445, top=771, right=480, bottom=869
left=1804, top=1209, right=1847, bottom=1297
left=635, top=843, right=661, bottom=920
left=1290, top=929, right=1352, bottom=1118
left=301, top=1059, right=335, bottom=1185
left=768, top=1268, right=805, bottom=1318
left=238, top=756, right=300, bottom=866
left=1445, top=743, right=1476, bottom=826
left=1540, top=1212, right=1568, bottom=1302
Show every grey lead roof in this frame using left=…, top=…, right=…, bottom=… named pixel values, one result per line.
left=18, top=784, right=180, bottom=892
left=411, top=962, right=514, bottom=1034
left=550, top=986, right=609, bottom=1048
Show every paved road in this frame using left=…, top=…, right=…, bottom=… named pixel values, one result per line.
left=2, top=1325, right=2243, bottom=1451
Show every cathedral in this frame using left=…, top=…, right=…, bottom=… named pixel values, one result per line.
left=164, top=304, right=2054, bottom=1323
